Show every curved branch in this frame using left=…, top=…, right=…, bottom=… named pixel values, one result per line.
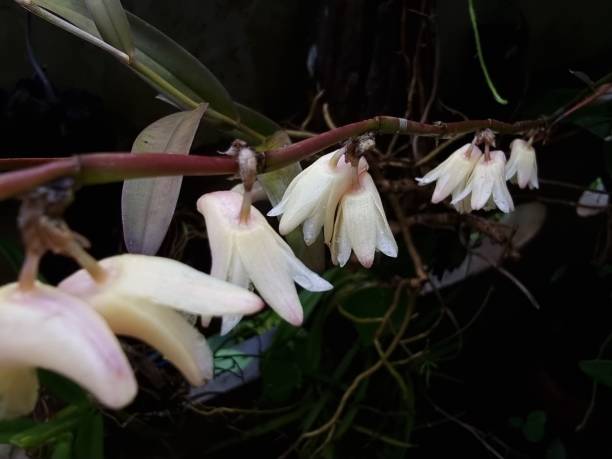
left=0, top=116, right=547, bottom=201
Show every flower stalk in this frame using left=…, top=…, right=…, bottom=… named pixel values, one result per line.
left=0, top=116, right=547, bottom=202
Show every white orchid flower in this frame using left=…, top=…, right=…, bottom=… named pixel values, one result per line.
left=452, top=150, right=515, bottom=213
left=59, top=254, right=264, bottom=386
left=198, top=191, right=333, bottom=334
left=505, top=139, right=539, bottom=189
left=268, top=148, right=368, bottom=245
left=331, top=172, right=398, bottom=267
left=416, top=143, right=482, bottom=203
left=0, top=283, right=137, bottom=419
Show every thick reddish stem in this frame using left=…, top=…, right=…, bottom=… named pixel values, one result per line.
left=0, top=116, right=549, bottom=201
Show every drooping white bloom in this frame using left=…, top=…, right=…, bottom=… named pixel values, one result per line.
left=416, top=143, right=483, bottom=203
left=452, top=150, right=515, bottom=213
left=0, top=283, right=137, bottom=419
left=331, top=172, right=398, bottom=267
left=505, top=139, right=539, bottom=189
left=268, top=149, right=368, bottom=245
left=59, top=254, right=264, bottom=385
left=198, top=191, right=333, bottom=333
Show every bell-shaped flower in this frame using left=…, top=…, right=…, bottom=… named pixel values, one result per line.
left=452, top=150, right=515, bottom=213
left=59, top=254, right=264, bottom=386
left=198, top=191, right=333, bottom=332
left=505, top=139, right=539, bottom=189
left=0, top=283, right=137, bottom=419
left=416, top=143, right=483, bottom=203
left=331, top=172, right=398, bottom=267
left=268, top=148, right=368, bottom=245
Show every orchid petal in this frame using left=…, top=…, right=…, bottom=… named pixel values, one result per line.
left=0, top=284, right=137, bottom=410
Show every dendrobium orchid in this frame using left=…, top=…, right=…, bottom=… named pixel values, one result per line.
left=452, top=150, right=515, bottom=213
left=197, top=191, right=333, bottom=333
left=331, top=172, right=398, bottom=267
left=505, top=138, right=539, bottom=189
left=0, top=283, right=137, bottom=419
left=416, top=143, right=483, bottom=203
left=59, top=254, right=264, bottom=385
left=268, top=148, right=368, bottom=245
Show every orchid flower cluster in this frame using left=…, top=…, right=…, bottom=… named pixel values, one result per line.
left=416, top=133, right=539, bottom=214
left=0, top=138, right=398, bottom=421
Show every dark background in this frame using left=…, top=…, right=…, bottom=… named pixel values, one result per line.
left=1, top=0, right=612, bottom=457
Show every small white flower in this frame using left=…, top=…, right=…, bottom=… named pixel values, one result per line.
left=0, top=283, right=137, bottom=419
left=59, top=254, right=264, bottom=385
left=268, top=148, right=367, bottom=245
left=505, top=139, right=539, bottom=189
left=331, top=172, right=398, bottom=267
left=198, top=191, right=333, bottom=333
left=416, top=143, right=483, bottom=203
left=452, top=150, right=515, bottom=213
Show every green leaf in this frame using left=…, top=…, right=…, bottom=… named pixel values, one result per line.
left=127, top=12, right=237, bottom=119
left=0, top=418, right=37, bottom=443
left=27, top=1, right=237, bottom=119
left=84, top=0, right=134, bottom=57
left=214, top=348, right=253, bottom=374
left=339, top=286, right=395, bottom=345
left=261, top=345, right=303, bottom=403
left=33, top=0, right=98, bottom=35
left=38, top=370, right=88, bottom=406
left=0, top=237, right=25, bottom=274
left=522, top=410, right=547, bottom=443
left=579, top=359, right=612, bottom=387
left=51, top=434, right=73, bottom=459
left=121, top=103, right=207, bottom=255
left=10, top=405, right=91, bottom=449
left=568, top=102, right=612, bottom=140
left=73, top=413, right=104, bottom=459
left=546, top=438, right=567, bottom=459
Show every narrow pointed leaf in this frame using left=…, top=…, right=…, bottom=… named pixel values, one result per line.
left=84, top=0, right=134, bottom=57
left=126, top=12, right=238, bottom=119
left=122, top=103, right=207, bottom=254
left=32, top=0, right=98, bottom=35
left=26, top=0, right=238, bottom=119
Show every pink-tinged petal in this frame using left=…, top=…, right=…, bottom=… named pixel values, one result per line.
left=331, top=203, right=351, bottom=267
left=60, top=254, right=263, bottom=318
left=0, top=284, right=137, bottom=409
left=0, top=367, right=39, bottom=420
left=344, top=192, right=377, bottom=268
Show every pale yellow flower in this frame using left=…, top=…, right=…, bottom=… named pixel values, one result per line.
left=198, top=191, right=333, bottom=333
left=0, top=284, right=137, bottom=419
left=331, top=172, right=398, bottom=267
left=59, top=254, right=264, bottom=385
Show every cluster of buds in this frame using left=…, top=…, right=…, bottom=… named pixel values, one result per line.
left=0, top=135, right=399, bottom=418
left=417, top=131, right=539, bottom=214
